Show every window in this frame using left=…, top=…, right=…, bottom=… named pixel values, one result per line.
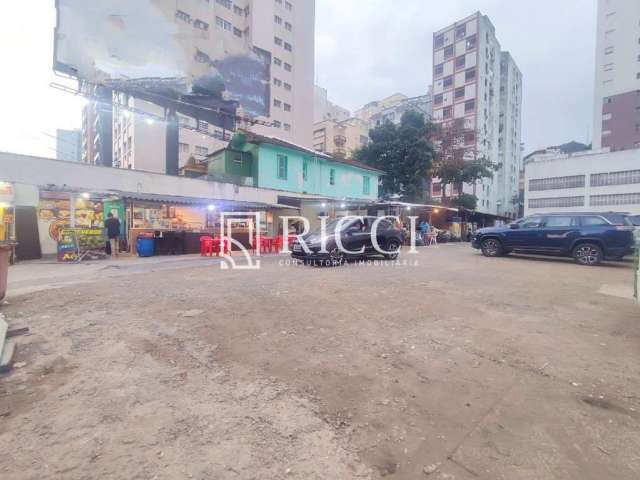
left=465, top=68, right=476, bottom=82
left=443, top=106, right=452, bottom=119
left=604, top=46, right=614, bottom=55
left=455, top=55, right=466, bottom=69
left=466, top=35, right=476, bottom=50
left=363, top=176, right=371, bottom=195
left=285, top=1, right=292, bottom=11
left=602, top=112, right=612, bottom=121
left=195, top=49, right=210, bottom=63
left=543, top=216, right=576, bottom=227
left=284, top=82, right=292, bottom=91
left=529, top=175, right=585, bottom=191
left=274, top=99, right=282, bottom=108
left=274, top=36, right=282, bottom=46
left=284, top=103, right=291, bottom=112
left=444, top=45, right=454, bottom=59
left=434, top=63, right=444, bottom=77
left=602, top=130, right=611, bottom=136
left=285, top=22, right=292, bottom=32
left=528, top=197, right=584, bottom=209
left=273, top=57, right=282, bottom=66
left=244, top=5, right=250, bottom=16
left=233, top=153, right=243, bottom=166
left=434, top=94, right=443, bottom=105
left=273, top=120, right=281, bottom=128
left=274, top=15, right=282, bottom=24
left=455, top=87, right=465, bottom=99
left=194, top=19, right=209, bottom=31
left=215, top=17, right=231, bottom=31
left=464, top=99, right=475, bottom=113
left=284, top=123, right=291, bottom=131
left=455, top=24, right=466, bottom=39
left=195, top=146, right=208, bottom=156
left=432, top=183, right=442, bottom=196
left=591, top=169, right=640, bottom=187
left=233, top=5, right=243, bottom=15
left=603, top=63, right=614, bottom=72
left=518, top=216, right=544, bottom=228
left=179, top=142, right=189, bottom=153
left=329, top=168, right=335, bottom=185
left=590, top=193, right=640, bottom=206
left=216, top=0, right=231, bottom=7
left=233, top=27, right=242, bottom=37
left=277, top=154, right=288, bottom=180
left=284, top=63, right=292, bottom=71
left=464, top=132, right=475, bottom=144
left=443, top=75, right=453, bottom=88
left=176, top=10, right=191, bottom=23
left=197, top=120, right=208, bottom=132
left=284, top=42, right=292, bottom=52
left=273, top=78, right=282, bottom=86
left=580, top=216, right=608, bottom=226
left=303, top=160, right=308, bottom=181
left=434, top=34, right=444, bottom=48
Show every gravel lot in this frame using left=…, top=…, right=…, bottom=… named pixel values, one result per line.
left=1, top=244, right=639, bottom=479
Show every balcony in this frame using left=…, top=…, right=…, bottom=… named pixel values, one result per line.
left=333, top=134, right=346, bottom=147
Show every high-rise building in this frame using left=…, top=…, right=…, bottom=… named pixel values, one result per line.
left=80, top=86, right=112, bottom=166
left=592, top=0, right=640, bottom=151
left=55, top=129, right=81, bottom=162
left=103, top=0, right=314, bottom=174
left=431, top=12, right=521, bottom=217
left=496, top=52, right=523, bottom=218
left=313, top=117, right=370, bottom=158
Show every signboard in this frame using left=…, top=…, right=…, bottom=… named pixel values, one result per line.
left=53, top=0, right=271, bottom=121
left=57, top=228, right=106, bottom=262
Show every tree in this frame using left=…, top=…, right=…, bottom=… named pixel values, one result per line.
left=429, top=118, right=498, bottom=205
left=354, top=111, right=434, bottom=201
left=451, top=193, right=478, bottom=210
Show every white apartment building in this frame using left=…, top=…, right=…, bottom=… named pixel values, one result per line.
left=354, top=92, right=432, bottom=126
left=496, top=52, right=523, bottom=218
left=431, top=12, right=520, bottom=217
left=314, top=85, right=350, bottom=123
left=525, top=148, right=640, bottom=216
left=592, top=0, right=640, bottom=151
left=108, top=0, right=314, bottom=174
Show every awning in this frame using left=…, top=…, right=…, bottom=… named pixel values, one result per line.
left=114, top=191, right=297, bottom=210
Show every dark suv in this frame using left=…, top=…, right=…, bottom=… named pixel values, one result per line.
left=291, top=216, right=405, bottom=265
left=471, top=212, right=635, bottom=265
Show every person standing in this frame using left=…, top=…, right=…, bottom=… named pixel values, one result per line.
left=419, top=219, right=431, bottom=242
left=105, top=213, right=121, bottom=258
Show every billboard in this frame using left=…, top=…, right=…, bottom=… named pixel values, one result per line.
left=53, top=0, right=271, bottom=120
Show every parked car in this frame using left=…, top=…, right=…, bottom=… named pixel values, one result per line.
left=291, top=216, right=405, bottom=265
left=471, top=212, right=635, bottom=265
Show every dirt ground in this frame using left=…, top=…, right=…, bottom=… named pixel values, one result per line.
left=1, top=245, right=639, bottom=479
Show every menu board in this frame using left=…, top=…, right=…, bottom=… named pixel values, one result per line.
left=57, top=228, right=106, bottom=262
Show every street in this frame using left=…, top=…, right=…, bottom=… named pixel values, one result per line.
left=1, top=245, right=639, bottom=479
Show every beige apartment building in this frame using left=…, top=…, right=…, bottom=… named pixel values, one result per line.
left=98, top=0, right=315, bottom=173
left=312, top=117, right=370, bottom=158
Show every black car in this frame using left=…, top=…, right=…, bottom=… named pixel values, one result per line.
left=471, top=212, right=635, bottom=265
left=291, top=216, right=404, bottom=265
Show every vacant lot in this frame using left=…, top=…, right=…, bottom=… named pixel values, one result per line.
left=1, top=245, right=639, bottom=479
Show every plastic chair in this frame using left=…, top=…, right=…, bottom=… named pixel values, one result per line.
left=200, top=236, right=214, bottom=256
left=212, top=237, right=231, bottom=256
left=426, top=233, right=438, bottom=246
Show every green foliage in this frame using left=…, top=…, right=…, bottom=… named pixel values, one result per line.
left=353, top=111, right=434, bottom=201
left=450, top=193, right=477, bottom=210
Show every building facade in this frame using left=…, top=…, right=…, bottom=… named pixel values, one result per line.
left=56, top=129, right=82, bottom=162
left=431, top=12, right=521, bottom=217
left=312, top=117, right=370, bottom=158
left=314, top=85, right=350, bottom=123
left=83, top=0, right=315, bottom=173
left=354, top=92, right=432, bottom=127
left=592, top=0, right=640, bottom=151
left=525, top=148, right=640, bottom=216
left=207, top=132, right=382, bottom=200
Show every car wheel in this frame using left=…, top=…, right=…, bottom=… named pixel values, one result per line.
left=573, top=243, right=603, bottom=266
left=384, top=239, right=402, bottom=260
left=329, top=247, right=344, bottom=266
left=480, top=238, right=503, bottom=257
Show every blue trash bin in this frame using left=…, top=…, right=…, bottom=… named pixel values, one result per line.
left=136, top=236, right=155, bottom=257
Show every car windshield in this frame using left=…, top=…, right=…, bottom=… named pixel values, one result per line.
left=310, top=217, right=357, bottom=235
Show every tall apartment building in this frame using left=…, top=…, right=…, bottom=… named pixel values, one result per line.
left=592, top=0, right=640, bottom=151
left=55, top=129, right=82, bottom=162
left=81, top=86, right=112, bottom=166
left=102, top=0, right=314, bottom=173
left=431, top=12, right=521, bottom=218
left=496, top=52, right=523, bottom=218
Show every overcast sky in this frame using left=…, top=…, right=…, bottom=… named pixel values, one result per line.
left=0, top=0, right=596, bottom=159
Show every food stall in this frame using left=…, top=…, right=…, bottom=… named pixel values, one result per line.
left=0, top=182, right=15, bottom=244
